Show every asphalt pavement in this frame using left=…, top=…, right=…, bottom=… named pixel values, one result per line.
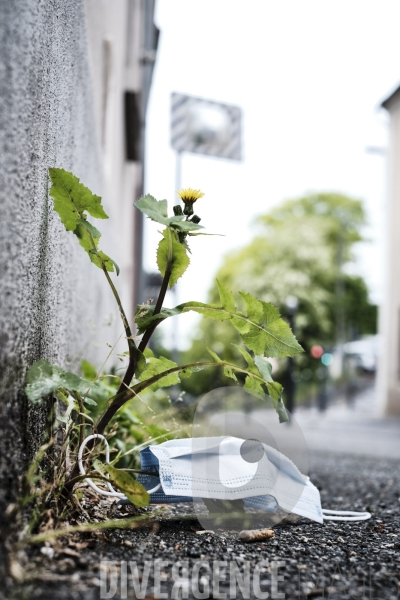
left=295, top=384, right=400, bottom=460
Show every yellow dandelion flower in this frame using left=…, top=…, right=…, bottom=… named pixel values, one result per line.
left=176, top=188, right=205, bottom=203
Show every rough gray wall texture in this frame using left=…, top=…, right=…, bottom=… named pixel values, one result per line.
left=0, top=0, right=114, bottom=565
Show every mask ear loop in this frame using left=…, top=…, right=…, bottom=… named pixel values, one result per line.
left=322, top=509, right=371, bottom=522
left=78, top=434, right=161, bottom=498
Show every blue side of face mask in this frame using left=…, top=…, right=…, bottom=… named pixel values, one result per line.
left=137, top=446, right=193, bottom=503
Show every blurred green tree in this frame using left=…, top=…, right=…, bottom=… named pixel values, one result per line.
left=181, top=193, right=377, bottom=397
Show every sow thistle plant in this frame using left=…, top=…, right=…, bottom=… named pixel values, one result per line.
left=24, top=168, right=303, bottom=516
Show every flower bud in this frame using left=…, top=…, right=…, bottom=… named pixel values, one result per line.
left=173, top=205, right=183, bottom=216
left=183, top=202, right=194, bottom=216
left=191, top=215, right=201, bottom=224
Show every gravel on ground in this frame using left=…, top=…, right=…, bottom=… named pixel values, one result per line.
left=4, top=452, right=400, bottom=600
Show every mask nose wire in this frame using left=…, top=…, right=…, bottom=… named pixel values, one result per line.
left=78, top=434, right=161, bottom=498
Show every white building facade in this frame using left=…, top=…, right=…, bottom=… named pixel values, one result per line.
left=378, top=84, right=400, bottom=416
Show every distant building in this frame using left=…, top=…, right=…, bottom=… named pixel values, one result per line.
left=378, top=83, right=400, bottom=416
left=85, top=0, right=159, bottom=313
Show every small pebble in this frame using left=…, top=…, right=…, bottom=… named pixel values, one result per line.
left=40, top=547, right=54, bottom=559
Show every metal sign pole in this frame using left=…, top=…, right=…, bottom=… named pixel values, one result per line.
left=175, top=151, right=182, bottom=196
left=169, top=92, right=242, bottom=396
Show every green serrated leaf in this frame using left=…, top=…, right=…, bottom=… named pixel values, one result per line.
left=26, top=359, right=53, bottom=383
left=135, top=290, right=303, bottom=358
left=134, top=305, right=155, bottom=335
left=274, top=398, right=289, bottom=423
left=25, top=359, right=97, bottom=404
left=75, top=222, right=99, bottom=253
left=206, top=347, right=223, bottom=363
left=129, top=353, right=287, bottom=421
left=88, top=247, right=115, bottom=272
left=134, top=304, right=174, bottom=335
left=138, top=355, right=179, bottom=392
left=111, top=258, right=120, bottom=276
left=156, top=228, right=190, bottom=288
left=183, top=302, right=231, bottom=321
left=49, top=168, right=119, bottom=275
left=77, top=219, right=101, bottom=239
left=166, top=216, right=204, bottom=233
left=134, top=196, right=204, bottom=233
left=254, top=356, right=274, bottom=382
left=96, top=250, right=115, bottom=272
left=231, top=346, right=283, bottom=407
left=238, top=292, right=303, bottom=357
left=223, top=366, right=238, bottom=381
left=244, top=374, right=264, bottom=394
left=134, top=195, right=169, bottom=225
left=49, top=168, right=108, bottom=229
left=104, top=464, right=150, bottom=507
left=266, top=381, right=284, bottom=403
left=232, top=344, right=256, bottom=370
left=239, top=292, right=266, bottom=323
left=217, top=279, right=236, bottom=312
left=133, top=347, right=147, bottom=378
left=191, top=283, right=304, bottom=357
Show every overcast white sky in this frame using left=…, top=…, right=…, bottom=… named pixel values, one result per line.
left=144, top=0, right=400, bottom=348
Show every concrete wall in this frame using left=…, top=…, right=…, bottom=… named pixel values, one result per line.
left=0, top=0, right=148, bottom=560
left=378, top=87, right=400, bottom=416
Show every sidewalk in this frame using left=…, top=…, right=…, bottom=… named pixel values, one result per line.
left=295, top=385, right=400, bottom=460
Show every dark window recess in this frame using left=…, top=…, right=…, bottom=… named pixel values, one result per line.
left=125, top=91, right=141, bottom=161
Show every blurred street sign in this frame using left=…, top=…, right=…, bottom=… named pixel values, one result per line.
left=170, top=92, right=242, bottom=161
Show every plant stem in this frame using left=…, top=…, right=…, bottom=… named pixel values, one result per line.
left=102, top=266, right=136, bottom=358
left=96, top=361, right=217, bottom=433
left=138, top=262, right=172, bottom=353
left=117, top=230, right=173, bottom=393
left=86, top=224, right=137, bottom=397
left=61, top=232, right=173, bottom=498
left=139, top=228, right=174, bottom=351
left=85, top=229, right=139, bottom=399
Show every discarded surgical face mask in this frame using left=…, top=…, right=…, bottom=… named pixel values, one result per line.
left=78, top=389, right=370, bottom=532
left=78, top=432, right=371, bottom=533
left=137, top=436, right=371, bottom=530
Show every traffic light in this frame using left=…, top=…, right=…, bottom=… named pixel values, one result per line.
left=310, top=345, right=324, bottom=359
